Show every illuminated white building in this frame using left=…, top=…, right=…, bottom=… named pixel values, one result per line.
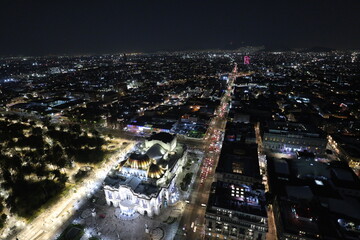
left=104, top=132, right=187, bottom=217
left=262, top=121, right=327, bottom=155
left=126, top=79, right=142, bottom=89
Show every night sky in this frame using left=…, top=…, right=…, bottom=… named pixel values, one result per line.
left=1, top=0, right=360, bottom=56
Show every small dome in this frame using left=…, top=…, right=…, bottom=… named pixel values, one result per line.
left=128, top=153, right=151, bottom=169
left=147, top=163, right=165, bottom=179
left=114, top=160, right=126, bottom=170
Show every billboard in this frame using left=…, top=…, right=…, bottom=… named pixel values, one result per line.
left=244, top=56, right=250, bottom=64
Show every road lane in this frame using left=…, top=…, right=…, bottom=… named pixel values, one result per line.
left=177, top=69, right=250, bottom=240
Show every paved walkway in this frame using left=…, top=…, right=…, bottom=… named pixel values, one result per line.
left=115, top=209, right=140, bottom=221
left=65, top=188, right=185, bottom=240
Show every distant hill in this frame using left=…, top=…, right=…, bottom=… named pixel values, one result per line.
left=262, top=46, right=294, bottom=52
left=300, top=46, right=335, bottom=52
left=260, top=45, right=336, bottom=53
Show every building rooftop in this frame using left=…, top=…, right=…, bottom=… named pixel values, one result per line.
left=216, top=142, right=261, bottom=180
left=104, top=133, right=186, bottom=199
left=126, top=176, right=142, bottom=191
left=104, top=174, right=160, bottom=197
left=268, top=156, right=360, bottom=239
left=264, top=121, right=325, bottom=138
left=146, top=144, right=166, bottom=161
left=147, top=132, right=176, bottom=143
left=207, top=181, right=267, bottom=218
left=274, top=159, right=290, bottom=175
left=278, top=200, right=320, bottom=238
left=285, top=186, right=314, bottom=200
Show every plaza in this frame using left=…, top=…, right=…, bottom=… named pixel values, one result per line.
left=73, top=187, right=185, bottom=240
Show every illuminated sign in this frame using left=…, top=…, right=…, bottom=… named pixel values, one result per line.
left=244, top=56, right=250, bottom=64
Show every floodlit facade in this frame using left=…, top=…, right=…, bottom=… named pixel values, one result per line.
left=262, top=121, right=327, bottom=155
left=104, top=132, right=187, bottom=217
left=205, top=181, right=268, bottom=240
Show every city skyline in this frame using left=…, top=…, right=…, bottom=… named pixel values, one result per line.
left=0, top=1, right=360, bottom=240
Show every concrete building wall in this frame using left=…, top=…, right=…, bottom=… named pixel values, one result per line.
left=263, top=133, right=327, bottom=154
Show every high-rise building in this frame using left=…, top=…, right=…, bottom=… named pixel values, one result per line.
left=204, top=181, right=268, bottom=240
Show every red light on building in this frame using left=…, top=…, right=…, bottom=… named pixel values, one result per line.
left=244, top=56, right=250, bottom=64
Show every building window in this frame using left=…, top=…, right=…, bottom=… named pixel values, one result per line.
left=107, top=191, right=112, bottom=199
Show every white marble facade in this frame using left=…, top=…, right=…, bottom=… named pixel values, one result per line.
left=104, top=133, right=186, bottom=217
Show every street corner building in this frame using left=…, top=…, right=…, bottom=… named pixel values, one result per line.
left=103, top=132, right=187, bottom=217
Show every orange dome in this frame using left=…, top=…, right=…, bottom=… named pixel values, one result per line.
left=147, top=163, right=165, bottom=179
left=128, top=153, right=151, bottom=169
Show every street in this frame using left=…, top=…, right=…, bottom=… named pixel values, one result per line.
left=176, top=68, right=251, bottom=240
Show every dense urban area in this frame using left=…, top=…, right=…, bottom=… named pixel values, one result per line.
left=0, top=49, right=360, bottom=240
